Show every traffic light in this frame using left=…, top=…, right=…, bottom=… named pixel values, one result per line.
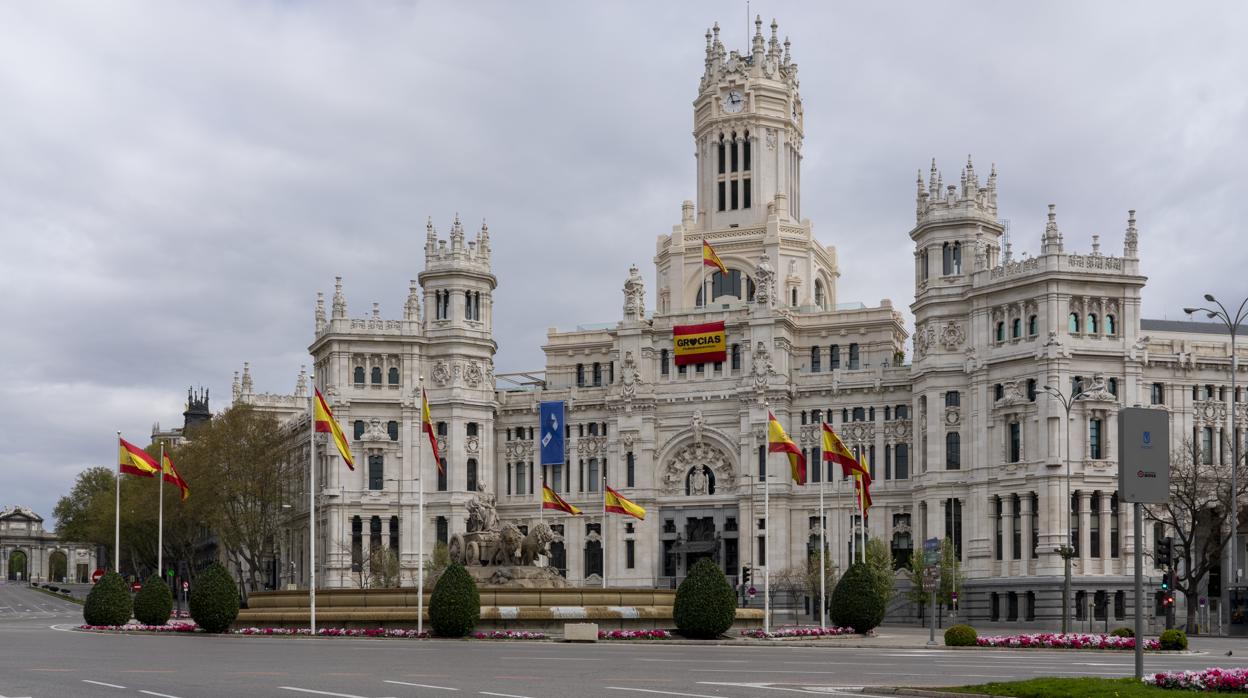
left=1159, top=536, right=1174, bottom=567
left=1161, top=572, right=1171, bottom=592
left=741, top=565, right=752, bottom=586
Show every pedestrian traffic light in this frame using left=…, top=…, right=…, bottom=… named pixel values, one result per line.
left=741, top=565, right=752, bottom=586
left=1161, top=572, right=1171, bottom=592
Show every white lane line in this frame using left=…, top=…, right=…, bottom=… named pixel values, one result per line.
left=83, top=679, right=128, bottom=689
left=384, top=681, right=458, bottom=691
left=279, top=688, right=375, bottom=698
left=480, top=693, right=535, bottom=698
left=604, top=689, right=723, bottom=698
left=139, top=691, right=182, bottom=698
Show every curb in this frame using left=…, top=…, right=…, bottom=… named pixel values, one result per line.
left=869, top=690, right=987, bottom=698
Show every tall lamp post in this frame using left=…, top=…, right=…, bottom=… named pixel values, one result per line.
left=1043, top=382, right=1090, bottom=634
left=1185, top=295, right=1248, bottom=626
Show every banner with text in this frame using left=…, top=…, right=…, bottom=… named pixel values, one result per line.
left=673, top=321, right=727, bottom=366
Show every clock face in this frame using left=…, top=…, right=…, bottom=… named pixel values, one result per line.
left=722, top=90, right=744, bottom=114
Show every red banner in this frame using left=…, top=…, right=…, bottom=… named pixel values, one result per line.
left=673, top=321, right=727, bottom=366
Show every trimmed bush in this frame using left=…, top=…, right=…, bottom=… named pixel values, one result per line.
left=673, top=558, right=737, bottom=639
left=1110, top=626, right=1134, bottom=638
left=189, top=563, right=240, bottom=633
left=1159, top=628, right=1188, bottom=651
left=133, top=575, right=173, bottom=626
left=429, top=562, right=480, bottom=637
left=944, top=624, right=977, bottom=646
left=83, top=572, right=132, bottom=626
left=829, top=563, right=886, bottom=633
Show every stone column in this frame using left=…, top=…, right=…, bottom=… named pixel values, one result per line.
left=1099, top=495, right=1112, bottom=575
left=1079, top=491, right=1093, bottom=575
left=1021, top=493, right=1035, bottom=575
left=1002, top=493, right=1015, bottom=574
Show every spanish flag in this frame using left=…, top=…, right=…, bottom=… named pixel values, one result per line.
left=853, top=460, right=873, bottom=513
left=422, top=389, right=443, bottom=475
left=604, top=486, right=646, bottom=520
left=161, top=451, right=190, bottom=501
left=821, top=424, right=865, bottom=478
left=119, top=437, right=159, bottom=478
left=314, top=388, right=354, bottom=470
left=767, top=411, right=807, bottom=485
left=702, top=239, right=728, bottom=276
left=542, top=485, right=582, bottom=516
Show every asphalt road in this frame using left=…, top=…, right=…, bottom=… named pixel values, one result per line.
left=6, top=581, right=1248, bottom=698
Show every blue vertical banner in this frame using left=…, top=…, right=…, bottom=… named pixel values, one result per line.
left=539, top=401, right=565, bottom=466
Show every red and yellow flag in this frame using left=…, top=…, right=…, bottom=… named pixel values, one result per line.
left=767, top=411, right=806, bottom=485
left=854, top=459, right=874, bottom=513
left=542, top=485, right=582, bottom=516
left=822, top=424, right=866, bottom=478
left=161, top=451, right=190, bottom=501
left=422, top=389, right=443, bottom=475
left=702, top=239, right=728, bottom=276
left=119, top=437, right=159, bottom=478
left=604, top=486, right=646, bottom=520
left=314, top=388, right=354, bottom=470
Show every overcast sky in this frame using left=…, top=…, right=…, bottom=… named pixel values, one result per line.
left=2, top=1, right=1245, bottom=530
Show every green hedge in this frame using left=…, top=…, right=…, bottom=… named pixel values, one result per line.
left=83, top=571, right=132, bottom=626
left=673, top=558, right=736, bottom=639
left=189, top=563, right=239, bottom=633
left=829, top=563, right=885, bottom=633
left=429, top=562, right=479, bottom=637
left=1159, top=628, right=1187, bottom=651
left=134, top=575, right=173, bottom=626
left=1110, top=626, right=1134, bottom=638
left=944, top=623, right=977, bottom=646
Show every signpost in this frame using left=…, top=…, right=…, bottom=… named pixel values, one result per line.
left=91, top=568, right=104, bottom=584
left=130, top=581, right=141, bottom=593
left=747, top=586, right=757, bottom=599
left=1119, top=407, right=1170, bottom=681
left=924, top=537, right=940, bottom=646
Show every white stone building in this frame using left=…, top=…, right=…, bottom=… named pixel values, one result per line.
left=0, top=506, right=97, bottom=583
left=241, top=17, right=1246, bottom=629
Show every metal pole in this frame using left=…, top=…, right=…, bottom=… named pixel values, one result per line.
left=602, top=471, right=608, bottom=588
left=928, top=587, right=937, bottom=645
left=819, top=464, right=826, bottom=628
left=1134, top=501, right=1144, bottom=680
left=1064, top=398, right=1072, bottom=635
left=158, top=442, right=164, bottom=583
left=418, top=378, right=425, bottom=637
left=1231, top=325, right=1239, bottom=617
left=764, top=448, right=771, bottom=634
left=309, top=384, right=317, bottom=636
left=114, top=432, right=121, bottom=573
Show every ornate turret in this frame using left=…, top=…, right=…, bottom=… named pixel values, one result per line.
left=331, top=276, right=347, bottom=319
left=404, top=280, right=421, bottom=321
left=1124, top=210, right=1139, bottom=258
left=183, top=386, right=211, bottom=433
left=295, top=366, right=308, bottom=398
left=915, top=156, right=998, bottom=224
left=315, top=292, right=326, bottom=332
left=1041, top=204, right=1064, bottom=255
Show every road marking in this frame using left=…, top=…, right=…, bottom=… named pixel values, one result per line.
left=604, top=688, right=723, bottom=698
left=384, top=681, right=458, bottom=691
left=83, top=679, right=127, bottom=689
left=499, top=656, right=602, bottom=661
left=139, top=691, right=182, bottom=698
left=480, top=693, right=534, bottom=698
left=279, top=688, right=377, bottom=698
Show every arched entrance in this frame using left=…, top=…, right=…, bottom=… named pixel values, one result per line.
left=48, top=550, right=68, bottom=583
left=7, top=550, right=27, bottom=581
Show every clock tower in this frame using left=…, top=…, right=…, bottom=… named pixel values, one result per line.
left=694, top=16, right=803, bottom=231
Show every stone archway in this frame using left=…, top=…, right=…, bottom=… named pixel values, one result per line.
left=48, top=550, right=68, bottom=583
left=659, top=441, right=737, bottom=496
left=7, top=549, right=27, bottom=581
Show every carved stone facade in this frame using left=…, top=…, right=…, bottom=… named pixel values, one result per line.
left=0, top=507, right=96, bottom=583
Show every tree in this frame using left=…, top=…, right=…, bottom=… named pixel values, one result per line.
left=937, top=537, right=964, bottom=608
left=429, top=562, right=479, bottom=637
left=864, top=538, right=896, bottom=608
left=368, top=547, right=401, bottom=588
left=1146, top=437, right=1248, bottom=631
left=802, top=549, right=838, bottom=620
left=904, top=550, right=931, bottom=624
left=189, top=562, right=240, bottom=633
left=673, top=558, right=736, bottom=639
left=133, top=574, right=173, bottom=626
left=423, top=542, right=451, bottom=587
left=83, top=571, right=132, bottom=626
left=830, top=562, right=886, bottom=632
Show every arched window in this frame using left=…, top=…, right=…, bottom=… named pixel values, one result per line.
left=995, top=322, right=1005, bottom=342
left=368, top=454, right=383, bottom=490
left=1011, top=318, right=1022, bottom=338
left=942, top=242, right=953, bottom=275
left=388, top=367, right=400, bottom=385
left=1068, top=313, right=1079, bottom=333
left=387, top=420, right=398, bottom=441
left=810, top=346, right=821, bottom=373
left=945, top=432, right=961, bottom=470
left=354, top=366, right=366, bottom=384
left=814, top=279, right=826, bottom=309
left=466, top=458, right=478, bottom=492
left=371, top=367, right=382, bottom=384
left=710, top=269, right=743, bottom=300
left=791, top=287, right=798, bottom=307
left=1028, top=315, right=1038, bottom=336
left=1105, top=315, right=1116, bottom=335
left=1086, top=313, right=1099, bottom=334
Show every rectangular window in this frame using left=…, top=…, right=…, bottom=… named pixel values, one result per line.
left=1009, top=422, right=1022, bottom=463
left=506, top=463, right=513, bottom=495
left=1111, top=493, right=1120, bottom=558
left=625, top=539, right=635, bottom=569
left=758, top=444, right=766, bottom=479
left=437, top=458, right=448, bottom=491
left=884, top=445, right=892, bottom=480
left=742, top=178, right=751, bottom=209
left=1090, top=496, right=1101, bottom=558
left=848, top=343, right=860, bottom=369
left=1089, top=419, right=1103, bottom=460
left=731, top=141, right=739, bottom=172
left=515, top=462, right=524, bottom=495
left=945, top=432, right=961, bottom=470
left=730, top=180, right=739, bottom=210
left=1011, top=498, right=1021, bottom=560
left=677, top=364, right=687, bottom=377
left=626, top=452, right=635, bottom=487
left=717, top=181, right=725, bottom=212
left=945, top=391, right=960, bottom=407
left=661, top=349, right=670, bottom=376
left=895, top=444, right=909, bottom=480
left=830, top=345, right=840, bottom=369
left=994, top=498, right=1003, bottom=561
left=717, top=141, right=725, bottom=174
left=743, top=139, right=751, bottom=170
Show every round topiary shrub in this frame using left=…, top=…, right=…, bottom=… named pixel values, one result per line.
left=83, top=571, right=132, bottom=626
left=1110, top=626, right=1135, bottom=638
left=829, top=563, right=886, bottom=633
left=944, top=623, right=977, bottom=646
left=133, top=575, right=173, bottom=626
left=429, top=562, right=480, bottom=637
left=189, top=563, right=240, bottom=633
left=673, top=558, right=737, bottom=639
left=1159, top=628, right=1188, bottom=651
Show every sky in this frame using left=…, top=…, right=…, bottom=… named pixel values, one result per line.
left=1, top=1, right=1245, bottom=530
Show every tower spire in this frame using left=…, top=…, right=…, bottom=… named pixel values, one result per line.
left=1041, top=204, right=1063, bottom=255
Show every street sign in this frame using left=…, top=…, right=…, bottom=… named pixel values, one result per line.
left=747, top=586, right=757, bottom=598
left=1200, top=596, right=1208, bottom=607
left=182, top=581, right=189, bottom=592
left=91, top=568, right=104, bottom=583
left=1119, top=407, right=1170, bottom=503
left=131, top=581, right=141, bottom=593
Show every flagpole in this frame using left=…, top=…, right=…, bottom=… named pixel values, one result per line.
left=763, top=402, right=771, bottom=635
left=309, top=382, right=317, bottom=636
left=115, top=431, right=121, bottom=573
left=417, top=380, right=426, bottom=638
left=601, top=475, right=608, bottom=588
left=819, top=454, right=826, bottom=629
left=158, top=442, right=165, bottom=584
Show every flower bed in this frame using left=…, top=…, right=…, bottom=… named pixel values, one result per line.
left=235, top=627, right=429, bottom=638
left=740, top=626, right=856, bottom=639
left=1146, top=668, right=1248, bottom=691
left=80, top=623, right=200, bottom=633
left=598, top=629, right=672, bottom=640
left=976, top=633, right=1160, bottom=650
left=471, top=630, right=546, bottom=640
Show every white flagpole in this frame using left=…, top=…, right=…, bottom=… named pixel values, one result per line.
left=115, top=431, right=121, bottom=573
left=417, top=381, right=425, bottom=638
left=158, top=442, right=165, bottom=583
left=819, top=452, right=826, bottom=629
left=309, top=383, right=317, bottom=636
left=762, top=402, right=771, bottom=635
left=602, top=474, right=608, bottom=588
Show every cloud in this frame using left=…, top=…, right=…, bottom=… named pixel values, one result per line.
left=1, top=1, right=1245, bottom=527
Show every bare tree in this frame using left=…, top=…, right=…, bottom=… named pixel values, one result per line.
left=1146, top=436, right=1248, bottom=631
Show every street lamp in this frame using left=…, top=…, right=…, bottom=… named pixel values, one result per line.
left=1185, top=294, right=1248, bottom=624
left=1043, top=381, right=1092, bottom=634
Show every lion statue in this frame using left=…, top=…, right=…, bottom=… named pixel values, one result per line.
left=519, top=521, right=559, bottom=566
